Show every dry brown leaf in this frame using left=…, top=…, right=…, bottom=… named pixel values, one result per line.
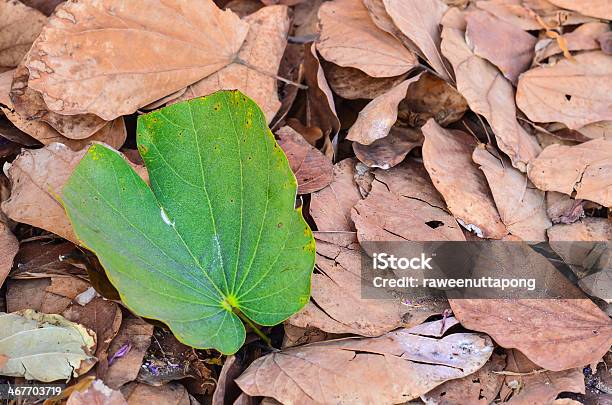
left=422, top=353, right=505, bottom=404
left=500, top=350, right=585, bottom=404
left=535, top=22, right=610, bottom=63
left=236, top=330, right=493, bottom=404
left=450, top=299, right=612, bottom=371
left=546, top=192, right=584, bottom=224
left=0, top=221, right=17, bottom=288
left=547, top=0, right=612, bottom=20
left=353, top=126, right=422, bottom=169
left=527, top=138, right=612, bottom=207
left=19, top=0, right=64, bottom=16
left=212, top=356, right=246, bottom=405
left=548, top=217, right=612, bottom=242
left=517, top=51, right=612, bottom=130
left=25, top=0, right=248, bottom=120
left=121, top=382, right=190, bottom=405
left=382, top=0, right=452, bottom=80
left=317, top=0, right=418, bottom=78
left=323, top=61, right=408, bottom=100
left=347, top=74, right=422, bottom=145
left=6, top=276, right=90, bottom=314
left=289, top=232, right=446, bottom=336
left=599, top=31, right=612, bottom=54
left=0, top=0, right=46, bottom=71
left=276, top=126, right=332, bottom=194
left=352, top=159, right=467, bottom=241
left=422, top=120, right=507, bottom=239
left=104, top=317, right=154, bottom=389
left=465, top=10, right=537, bottom=84
left=362, top=0, right=414, bottom=47
left=397, top=72, right=468, bottom=127
left=472, top=146, right=551, bottom=241
left=309, top=158, right=363, bottom=231
left=67, top=379, right=127, bottom=405
left=441, top=20, right=541, bottom=171
left=175, top=5, right=289, bottom=123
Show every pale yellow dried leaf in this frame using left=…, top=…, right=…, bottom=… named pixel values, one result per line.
left=26, top=0, right=249, bottom=120
left=0, top=0, right=46, bottom=70
left=317, top=0, right=418, bottom=78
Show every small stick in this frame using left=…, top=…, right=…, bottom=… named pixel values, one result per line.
left=234, top=57, right=307, bottom=90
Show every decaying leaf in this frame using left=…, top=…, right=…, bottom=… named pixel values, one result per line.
left=473, top=146, right=550, bottom=241
left=121, top=382, right=190, bottom=405
left=535, top=22, right=610, bottom=63
left=422, top=120, right=507, bottom=239
left=517, top=51, right=612, bottom=130
left=547, top=0, right=612, bottom=20
left=7, top=275, right=90, bottom=314
left=236, top=330, right=493, bottom=404
left=67, top=379, right=127, bottom=405
left=353, top=126, right=422, bottom=169
left=465, top=10, right=537, bottom=84
left=450, top=299, right=612, bottom=371
left=26, top=0, right=249, bottom=120
left=0, top=309, right=96, bottom=382
left=317, top=0, right=418, bottom=78
left=276, top=126, right=333, bottom=194
left=175, top=5, right=290, bottom=123
left=382, top=0, right=452, bottom=80
left=323, top=61, right=408, bottom=100
left=546, top=192, right=584, bottom=225
left=441, top=16, right=541, bottom=171
left=527, top=138, right=612, bottom=207
left=347, top=74, right=422, bottom=145
left=0, top=221, right=17, bottom=288
left=0, top=0, right=46, bottom=71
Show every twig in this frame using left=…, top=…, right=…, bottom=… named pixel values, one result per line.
left=234, top=57, right=307, bottom=90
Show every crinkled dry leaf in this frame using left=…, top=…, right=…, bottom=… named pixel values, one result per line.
left=517, top=51, right=612, bottom=130
left=0, top=309, right=96, bottom=382
left=450, top=299, right=612, bottom=371
left=527, top=138, right=612, bottom=207
left=353, top=126, right=422, bottom=169
left=422, top=120, right=507, bottom=239
left=547, top=0, right=612, bottom=20
left=535, top=22, right=610, bottom=63
left=546, top=192, right=584, bottom=225
left=317, top=0, right=418, bottom=78
left=473, top=146, right=550, bottom=241
left=276, top=126, right=332, bottom=194
left=382, top=0, right=452, bottom=80
left=236, top=330, right=493, bottom=404
left=26, top=0, right=248, bottom=120
left=347, top=74, right=422, bottom=145
left=465, top=10, right=537, bottom=84
left=323, top=61, right=408, bottom=100
left=67, top=379, right=127, bottom=405
left=289, top=232, right=445, bottom=336
left=0, top=222, right=17, bottom=288
left=0, top=0, right=46, bottom=71
left=441, top=20, right=541, bottom=171
left=175, top=5, right=289, bottom=123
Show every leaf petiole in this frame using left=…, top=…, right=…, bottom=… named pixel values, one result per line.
left=232, top=307, right=273, bottom=348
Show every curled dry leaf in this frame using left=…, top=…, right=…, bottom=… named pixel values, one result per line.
left=175, top=5, right=289, bottom=123
left=19, top=0, right=64, bottom=16
left=441, top=18, right=541, bottom=171
left=353, top=126, right=422, bottom=169
left=527, top=138, right=612, bottom=207
left=352, top=160, right=466, bottom=242
left=472, top=146, right=550, bottom=241
left=276, top=126, right=333, bottom=194
left=382, top=0, right=452, bottom=80
left=535, top=22, right=610, bottom=63
left=0, top=0, right=46, bottom=71
left=465, top=10, right=537, bottom=84
left=397, top=72, right=468, bottom=127
left=236, top=330, right=493, bottom=404
left=0, top=221, right=17, bottom=288
left=546, top=192, right=584, bottom=225
left=450, top=299, right=612, bottom=371
left=422, top=120, right=507, bottom=239
left=289, top=232, right=446, bottom=337
left=212, top=355, right=246, bottom=405
left=323, top=61, right=408, bottom=100
left=25, top=0, right=248, bottom=120
left=309, top=158, right=363, bottom=231
left=347, top=73, right=422, bottom=145
left=67, top=379, right=127, bottom=405
left=317, top=0, right=418, bottom=78
left=547, top=0, right=612, bottom=20
left=517, top=51, right=612, bottom=130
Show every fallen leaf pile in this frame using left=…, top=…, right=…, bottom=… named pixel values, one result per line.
left=0, top=0, right=611, bottom=404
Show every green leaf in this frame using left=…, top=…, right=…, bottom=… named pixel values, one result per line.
left=62, top=90, right=315, bottom=354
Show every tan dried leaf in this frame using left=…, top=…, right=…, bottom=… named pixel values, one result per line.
left=276, top=126, right=332, bottom=194
left=26, top=0, right=249, bottom=120
left=517, top=51, right=612, bottom=130
left=422, top=120, right=507, bottom=239
left=347, top=74, right=422, bottom=145
left=236, top=330, right=493, bottom=404
left=122, top=382, right=190, bottom=405
left=353, top=126, right=422, bottom=169
left=527, top=138, right=612, bottom=207
left=546, top=192, right=584, bottom=225
left=465, top=10, right=537, bottom=84
left=441, top=21, right=541, bottom=171
left=175, top=5, right=289, bottom=123
left=7, top=276, right=90, bottom=314
left=450, top=299, right=612, bottom=371
left=324, top=62, right=408, bottom=100
left=67, top=380, right=127, bottom=405
left=547, top=0, right=612, bottom=20
left=0, top=222, right=17, bottom=288
left=382, top=0, right=452, bottom=80
left=473, top=146, right=551, bottom=241
left=317, top=0, right=418, bottom=78
left=535, top=22, right=610, bottom=63
left=0, top=0, right=46, bottom=71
